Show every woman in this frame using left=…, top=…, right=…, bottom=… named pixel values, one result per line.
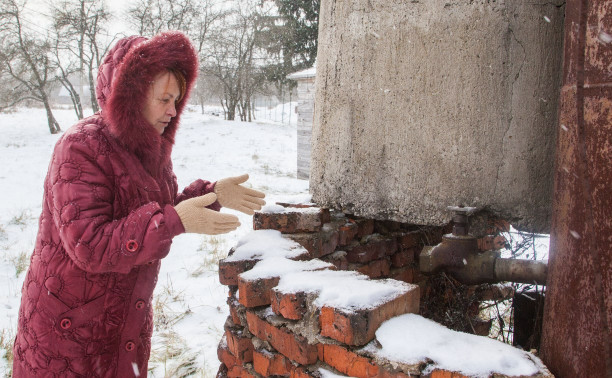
left=12, top=31, right=265, bottom=377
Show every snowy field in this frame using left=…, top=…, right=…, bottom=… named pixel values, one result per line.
left=0, top=105, right=308, bottom=377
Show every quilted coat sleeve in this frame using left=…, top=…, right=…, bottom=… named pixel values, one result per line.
left=49, top=134, right=184, bottom=274
left=175, top=179, right=221, bottom=211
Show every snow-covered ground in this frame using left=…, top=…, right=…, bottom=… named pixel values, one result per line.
left=0, top=106, right=550, bottom=378
left=0, top=106, right=307, bottom=377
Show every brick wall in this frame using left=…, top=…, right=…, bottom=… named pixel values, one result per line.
left=215, top=203, right=552, bottom=378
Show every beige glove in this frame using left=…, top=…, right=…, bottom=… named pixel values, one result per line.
left=174, top=193, right=241, bottom=234
left=214, top=174, right=266, bottom=215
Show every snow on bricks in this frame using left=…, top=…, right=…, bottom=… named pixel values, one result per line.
left=318, top=281, right=419, bottom=346
left=215, top=205, right=553, bottom=378
left=254, top=204, right=331, bottom=233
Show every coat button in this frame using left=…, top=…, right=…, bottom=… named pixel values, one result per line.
left=60, top=318, right=72, bottom=330
left=126, top=240, right=138, bottom=252
left=125, top=341, right=135, bottom=352
left=135, top=300, right=145, bottom=310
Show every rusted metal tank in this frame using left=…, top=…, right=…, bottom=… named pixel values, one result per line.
left=540, top=1, right=612, bottom=376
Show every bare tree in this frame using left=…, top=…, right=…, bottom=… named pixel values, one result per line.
left=52, top=0, right=113, bottom=114
left=127, top=0, right=221, bottom=49
left=0, top=0, right=61, bottom=133
left=52, top=32, right=83, bottom=119
left=202, top=1, right=271, bottom=121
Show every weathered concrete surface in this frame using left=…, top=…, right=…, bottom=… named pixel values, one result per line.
left=540, top=0, right=612, bottom=376
left=311, top=0, right=565, bottom=232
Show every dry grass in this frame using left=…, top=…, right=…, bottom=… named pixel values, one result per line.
left=0, top=328, right=14, bottom=376
left=9, top=251, right=28, bottom=277
left=192, top=237, right=228, bottom=277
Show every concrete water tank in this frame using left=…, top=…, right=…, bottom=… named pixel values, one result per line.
left=311, top=0, right=565, bottom=233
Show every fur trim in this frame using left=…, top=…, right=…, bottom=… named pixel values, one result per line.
left=97, top=31, right=198, bottom=177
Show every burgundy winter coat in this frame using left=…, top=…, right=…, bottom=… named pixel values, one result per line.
left=13, top=32, right=219, bottom=377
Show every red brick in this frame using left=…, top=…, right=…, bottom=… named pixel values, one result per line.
left=217, top=338, right=238, bottom=370
left=477, top=235, right=507, bottom=251
left=390, top=248, right=416, bottom=268
left=345, top=236, right=397, bottom=264
left=253, top=348, right=294, bottom=376
left=427, top=369, right=470, bottom=378
left=319, top=285, right=420, bottom=346
left=396, top=232, right=423, bottom=250
left=338, top=220, right=359, bottom=246
left=388, top=266, right=420, bottom=284
left=246, top=310, right=318, bottom=365
left=290, top=366, right=314, bottom=378
left=287, top=227, right=339, bottom=259
left=322, top=251, right=349, bottom=270
left=219, top=258, right=258, bottom=286
left=227, top=365, right=257, bottom=378
left=253, top=208, right=330, bottom=233
left=225, top=327, right=254, bottom=363
left=356, top=258, right=391, bottom=279
left=238, top=276, right=280, bottom=308
left=270, top=289, right=308, bottom=320
left=227, top=295, right=245, bottom=326
left=354, top=218, right=375, bottom=238
left=317, top=343, right=379, bottom=377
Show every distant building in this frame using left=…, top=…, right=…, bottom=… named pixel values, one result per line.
left=287, top=65, right=316, bottom=181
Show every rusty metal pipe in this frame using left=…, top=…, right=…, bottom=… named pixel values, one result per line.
left=494, top=258, right=547, bottom=286
left=420, top=240, right=548, bottom=286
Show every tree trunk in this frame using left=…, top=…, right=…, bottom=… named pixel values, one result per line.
left=89, top=66, right=99, bottom=113
left=42, top=97, right=61, bottom=134
left=60, top=78, right=84, bottom=120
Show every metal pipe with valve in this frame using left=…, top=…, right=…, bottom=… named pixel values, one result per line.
left=419, top=206, right=547, bottom=285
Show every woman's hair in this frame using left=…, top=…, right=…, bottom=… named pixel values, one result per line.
left=168, top=68, right=187, bottom=103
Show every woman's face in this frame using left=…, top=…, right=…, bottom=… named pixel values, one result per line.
left=143, top=71, right=181, bottom=135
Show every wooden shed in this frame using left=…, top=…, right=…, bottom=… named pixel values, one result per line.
left=287, top=66, right=316, bottom=180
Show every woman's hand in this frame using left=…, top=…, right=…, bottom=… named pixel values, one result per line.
left=214, top=174, right=266, bottom=215
left=174, top=193, right=241, bottom=234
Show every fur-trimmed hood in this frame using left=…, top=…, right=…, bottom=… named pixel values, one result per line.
left=96, top=31, right=198, bottom=177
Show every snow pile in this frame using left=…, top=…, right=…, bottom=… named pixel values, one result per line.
left=367, top=313, right=541, bottom=377
left=226, top=230, right=307, bottom=262
left=276, top=270, right=412, bottom=312
left=261, top=203, right=320, bottom=214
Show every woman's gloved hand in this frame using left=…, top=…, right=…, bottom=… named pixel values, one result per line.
left=174, top=193, right=241, bottom=234
left=214, top=174, right=266, bottom=215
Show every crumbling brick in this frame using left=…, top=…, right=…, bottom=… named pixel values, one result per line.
left=356, top=258, right=391, bottom=279
left=238, top=276, right=281, bottom=308
left=353, top=218, right=375, bottom=238
left=253, top=348, right=294, bottom=376
left=391, top=247, right=418, bottom=268
left=426, top=369, right=470, bottom=378
left=338, top=219, right=359, bottom=246
left=317, top=343, right=379, bottom=377
left=219, top=258, right=258, bottom=286
left=246, top=310, right=318, bottom=365
left=224, top=327, right=254, bottom=363
left=322, top=251, right=349, bottom=270
left=217, top=337, right=238, bottom=370
left=270, top=289, right=308, bottom=320
left=290, top=366, right=315, bottom=378
left=388, top=266, right=420, bottom=284
left=319, top=285, right=420, bottom=346
left=226, top=364, right=258, bottom=378
left=396, top=231, right=423, bottom=250
left=253, top=208, right=330, bottom=234
left=227, top=295, right=246, bottom=326
left=344, top=236, right=398, bottom=264
left=286, top=225, right=340, bottom=259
